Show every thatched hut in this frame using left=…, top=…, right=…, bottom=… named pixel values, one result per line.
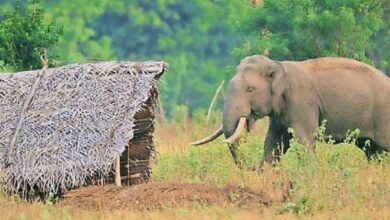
left=0, top=61, right=167, bottom=198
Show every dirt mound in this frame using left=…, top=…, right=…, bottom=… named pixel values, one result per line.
left=59, top=182, right=290, bottom=211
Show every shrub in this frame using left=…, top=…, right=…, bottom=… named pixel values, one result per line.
left=0, top=0, right=63, bottom=71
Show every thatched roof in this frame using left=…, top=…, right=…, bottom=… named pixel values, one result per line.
left=0, top=61, right=166, bottom=198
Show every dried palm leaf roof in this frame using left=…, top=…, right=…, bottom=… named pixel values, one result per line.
left=0, top=61, right=167, bottom=198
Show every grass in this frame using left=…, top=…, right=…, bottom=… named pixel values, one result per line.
left=1, top=111, right=390, bottom=219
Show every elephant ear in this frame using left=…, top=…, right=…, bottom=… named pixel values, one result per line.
left=270, top=62, right=288, bottom=115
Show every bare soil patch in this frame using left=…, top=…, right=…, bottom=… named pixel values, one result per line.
left=59, top=181, right=291, bottom=211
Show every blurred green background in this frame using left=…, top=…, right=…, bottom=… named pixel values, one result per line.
left=1, top=0, right=389, bottom=115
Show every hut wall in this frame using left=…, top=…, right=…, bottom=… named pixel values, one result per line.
left=119, top=89, right=158, bottom=185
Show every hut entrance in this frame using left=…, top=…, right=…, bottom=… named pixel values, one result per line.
left=119, top=91, right=158, bottom=185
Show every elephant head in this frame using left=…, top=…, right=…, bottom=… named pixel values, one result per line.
left=191, top=55, right=288, bottom=165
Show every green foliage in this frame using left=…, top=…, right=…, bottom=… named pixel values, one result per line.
left=44, top=0, right=114, bottom=62
left=0, top=0, right=388, bottom=111
left=170, top=104, right=189, bottom=124
left=280, top=125, right=373, bottom=213
left=90, top=0, right=243, bottom=112
left=153, top=145, right=236, bottom=186
left=282, top=198, right=310, bottom=215
left=370, top=0, right=390, bottom=74
left=0, top=0, right=63, bottom=71
left=191, top=108, right=208, bottom=125
left=45, top=192, right=56, bottom=205
left=232, top=0, right=384, bottom=63
left=0, top=0, right=115, bottom=63
left=235, top=131, right=264, bottom=168
left=0, top=0, right=243, bottom=112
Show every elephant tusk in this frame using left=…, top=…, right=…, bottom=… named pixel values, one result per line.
left=191, top=126, right=223, bottom=146
left=224, top=117, right=247, bottom=143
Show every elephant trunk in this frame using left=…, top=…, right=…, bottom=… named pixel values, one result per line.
left=224, top=118, right=246, bottom=143
left=222, top=98, right=250, bottom=166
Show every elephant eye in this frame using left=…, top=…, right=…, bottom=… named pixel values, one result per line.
left=268, top=71, right=275, bottom=79
left=246, top=85, right=255, bottom=93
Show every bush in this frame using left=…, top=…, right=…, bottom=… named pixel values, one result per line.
left=0, top=0, right=63, bottom=71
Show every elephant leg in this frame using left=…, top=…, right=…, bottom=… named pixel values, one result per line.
left=379, top=124, right=390, bottom=149
left=290, top=114, right=319, bottom=152
left=370, top=124, right=390, bottom=157
left=356, top=138, right=384, bottom=159
left=260, top=118, right=290, bottom=166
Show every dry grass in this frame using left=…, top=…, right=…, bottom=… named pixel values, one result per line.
left=1, top=111, right=390, bottom=219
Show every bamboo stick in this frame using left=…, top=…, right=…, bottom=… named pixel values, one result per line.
left=6, top=49, right=48, bottom=166
left=115, top=155, right=121, bottom=186
left=207, top=80, right=224, bottom=124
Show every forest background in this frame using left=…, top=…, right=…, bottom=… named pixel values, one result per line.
left=0, top=0, right=389, bottom=116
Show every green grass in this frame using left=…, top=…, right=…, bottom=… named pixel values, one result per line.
left=152, top=117, right=390, bottom=218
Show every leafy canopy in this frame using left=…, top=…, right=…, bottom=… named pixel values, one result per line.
left=232, top=0, right=384, bottom=63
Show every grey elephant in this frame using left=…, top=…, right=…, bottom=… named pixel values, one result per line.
left=192, top=55, right=390, bottom=166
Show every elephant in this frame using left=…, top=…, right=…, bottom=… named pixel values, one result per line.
left=192, top=55, right=390, bottom=166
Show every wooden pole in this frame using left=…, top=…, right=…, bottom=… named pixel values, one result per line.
left=207, top=81, right=224, bottom=124
left=157, top=97, right=166, bottom=122
left=115, top=155, right=121, bottom=186
left=6, top=48, right=48, bottom=166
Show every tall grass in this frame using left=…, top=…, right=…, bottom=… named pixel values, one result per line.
left=1, top=108, right=390, bottom=219
left=153, top=110, right=390, bottom=217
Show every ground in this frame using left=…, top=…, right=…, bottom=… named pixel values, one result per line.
left=59, top=181, right=289, bottom=211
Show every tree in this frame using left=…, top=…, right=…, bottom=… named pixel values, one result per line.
left=90, top=0, right=243, bottom=113
left=1, top=0, right=387, bottom=112
left=42, top=0, right=114, bottom=62
left=1, top=0, right=245, bottom=112
left=0, top=0, right=115, bottom=64
left=370, top=0, right=390, bottom=75
left=0, top=0, right=63, bottom=71
left=231, top=0, right=384, bottom=64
